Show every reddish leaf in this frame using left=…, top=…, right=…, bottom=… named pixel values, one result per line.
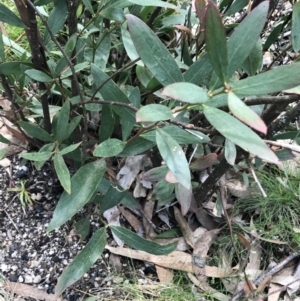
left=189, top=153, right=218, bottom=171
left=228, top=92, right=267, bottom=134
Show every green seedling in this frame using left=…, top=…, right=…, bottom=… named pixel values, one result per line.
left=7, top=180, right=33, bottom=213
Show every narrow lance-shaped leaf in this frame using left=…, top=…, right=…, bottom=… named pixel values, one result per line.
left=25, top=69, right=53, bottom=83
left=156, top=128, right=191, bottom=189
left=292, top=1, right=300, bottom=52
left=203, top=105, right=280, bottom=164
left=225, top=139, right=236, bottom=166
left=126, top=14, right=183, bottom=86
left=227, top=1, right=268, bottom=77
left=110, top=225, right=177, bottom=255
left=55, top=228, right=106, bottom=295
left=54, top=153, right=71, bottom=194
left=232, top=62, right=300, bottom=97
left=175, top=183, right=193, bottom=216
left=203, top=1, right=228, bottom=83
left=162, top=82, right=209, bottom=104
left=228, top=92, right=267, bottom=134
left=47, top=160, right=106, bottom=232
left=136, top=104, right=173, bottom=122
left=20, top=151, right=52, bottom=162
left=0, top=3, right=27, bottom=28
left=19, top=121, right=54, bottom=142
left=93, top=139, right=126, bottom=158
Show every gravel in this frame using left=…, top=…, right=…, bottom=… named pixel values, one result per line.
left=0, top=156, right=150, bottom=301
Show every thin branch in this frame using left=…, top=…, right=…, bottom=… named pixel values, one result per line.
left=90, top=57, right=140, bottom=103
left=264, top=139, right=300, bottom=153
left=245, top=94, right=300, bottom=106
left=268, top=100, right=300, bottom=138
left=230, top=249, right=300, bottom=301
left=77, top=100, right=138, bottom=112
left=24, top=0, right=84, bottom=103
left=247, top=159, right=267, bottom=197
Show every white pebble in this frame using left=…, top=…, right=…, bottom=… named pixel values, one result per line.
left=33, top=275, right=41, bottom=284
left=24, top=275, right=33, bottom=283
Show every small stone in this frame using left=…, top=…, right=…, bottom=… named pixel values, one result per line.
left=33, top=275, right=41, bottom=284
left=24, top=275, right=33, bottom=283
left=0, top=263, right=8, bottom=272
left=9, top=274, right=18, bottom=282
left=51, top=256, right=60, bottom=263
left=21, top=251, right=29, bottom=261
left=18, top=275, right=24, bottom=283
left=11, top=265, right=18, bottom=271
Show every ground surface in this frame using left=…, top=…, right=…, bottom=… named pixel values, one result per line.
left=0, top=157, right=154, bottom=301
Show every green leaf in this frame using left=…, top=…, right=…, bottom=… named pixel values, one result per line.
left=121, top=22, right=143, bottom=66
left=184, top=53, right=213, bottom=85
left=66, top=116, right=82, bottom=138
left=263, top=22, right=283, bottom=51
left=119, top=137, right=156, bottom=157
left=224, top=0, right=248, bottom=16
left=19, top=121, right=54, bottom=142
left=162, top=82, right=209, bottom=104
left=128, top=0, right=177, bottom=9
left=99, top=185, right=126, bottom=213
left=61, top=62, right=90, bottom=79
left=141, top=125, right=210, bottom=144
left=94, top=33, right=111, bottom=70
left=204, top=1, right=228, bottom=83
left=110, top=225, right=177, bottom=255
left=91, top=64, right=135, bottom=140
left=136, top=65, right=154, bottom=88
left=242, top=38, right=263, bottom=76
left=228, top=92, right=267, bottom=134
left=154, top=179, right=175, bottom=205
left=0, top=31, right=5, bottom=62
left=232, top=63, right=300, bottom=97
left=143, top=166, right=169, bottom=182
left=202, top=105, right=279, bottom=164
left=74, top=217, right=90, bottom=241
left=0, top=62, right=33, bottom=75
left=156, top=128, right=191, bottom=189
left=93, top=139, right=126, bottom=158
left=34, top=143, right=56, bottom=170
left=126, top=14, right=183, bottom=86
left=55, top=228, right=106, bottom=295
left=0, top=3, right=27, bottom=28
left=47, top=160, right=106, bottom=232
left=56, top=101, right=70, bottom=143
left=25, top=69, right=53, bottom=83
left=44, top=0, right=68, bottom=45
left=0, top=134, right=11, bottom=144
left=98, top=105, right=115, bottom=142
left=0, top=149, right=6, bottom=159
left=136, top=104, right=173, bottom=122
left=227, top=2, right=268, bottom=77
left=292, top=1, right=300, bottom=52
left=20, top=151, right=53, bottom=161
left=59, top=142, right=82, bottom=156
left=224, top=139, right=236, bottom=165
left=54, top=153, right=71, bottom=194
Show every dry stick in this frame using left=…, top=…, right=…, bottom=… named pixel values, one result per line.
left=264, top=139, right=300, bottom=153
left=230, top=249, right=300, bottom=301
left=219, top=186, right=253, bottom=295
left=24, top=0, right=88, bottom=161
left=247, top=159, right=267, bottom=198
